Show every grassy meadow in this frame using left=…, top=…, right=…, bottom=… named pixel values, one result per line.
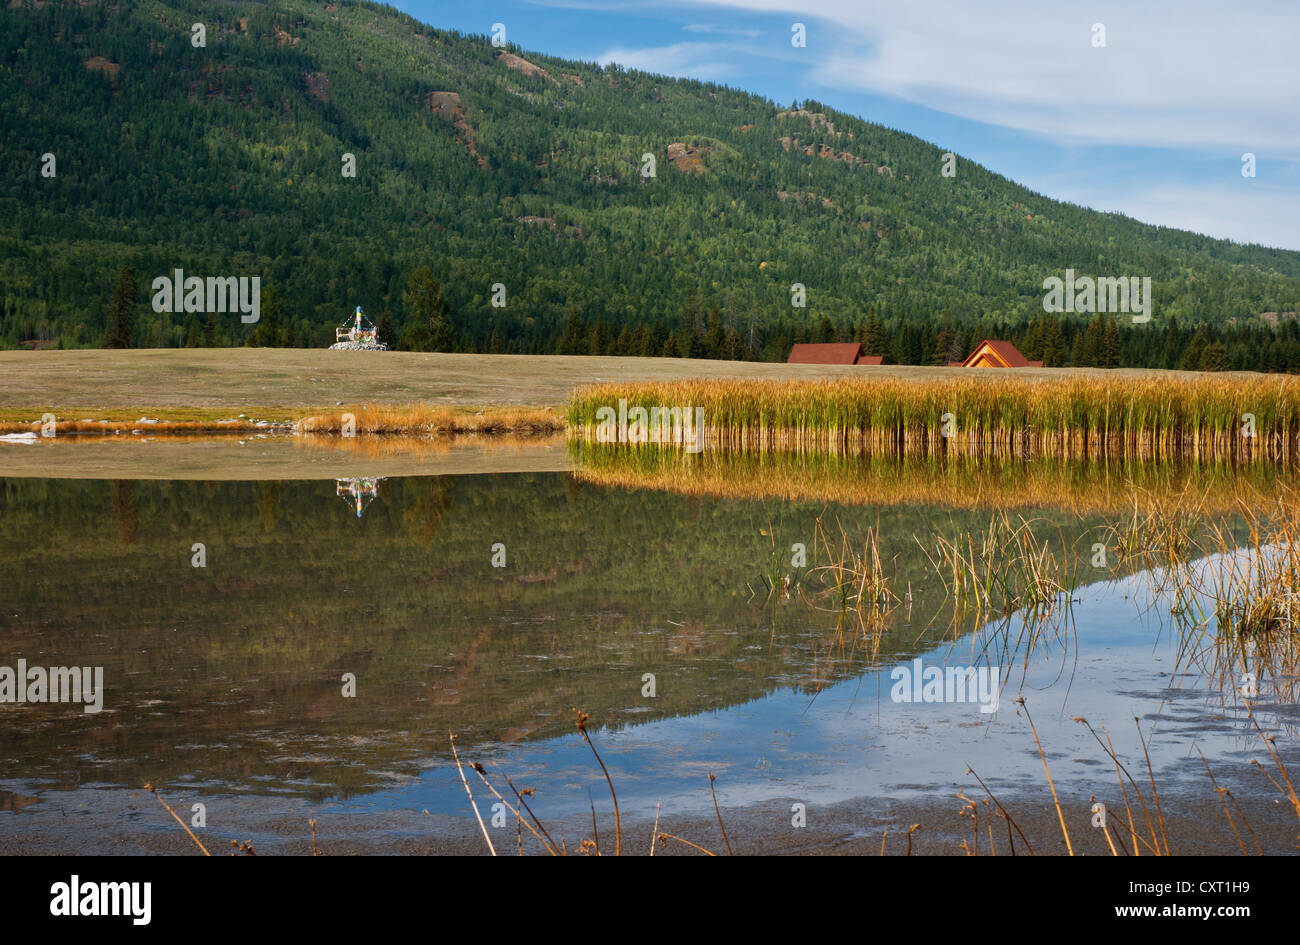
left=0, top=347, right=1281, bottom=427
left=0, top=348, right=1023, bottom=418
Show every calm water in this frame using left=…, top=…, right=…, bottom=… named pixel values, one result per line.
left=0, top=463, right=1296, bottom=848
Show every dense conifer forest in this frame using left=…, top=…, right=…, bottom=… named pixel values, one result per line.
left=4, top=0, right=1300, bottom=369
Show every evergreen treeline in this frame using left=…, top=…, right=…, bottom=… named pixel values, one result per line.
left=2, top=0, right=1299, bottom=360
left=527, top=303, right=1300, bottom=373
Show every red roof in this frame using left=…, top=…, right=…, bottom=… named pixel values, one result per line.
left=788, top=343, right=864, bottom=365
left=961, top=340, right=1031, bottom=368
left=855, top=354, right=884, bottom=365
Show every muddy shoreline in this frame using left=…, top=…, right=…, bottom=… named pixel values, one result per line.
left=3, top=762, right=1297, bottom=855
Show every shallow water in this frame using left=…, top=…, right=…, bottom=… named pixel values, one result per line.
left=0, top=460, right=1296, bottom=852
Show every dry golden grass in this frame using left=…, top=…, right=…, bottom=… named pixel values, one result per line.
left=295, top=404, right=563, bottom=435
left=0, top=418, right=274, bottom=434
left=0, top=405, right=561, bottom=437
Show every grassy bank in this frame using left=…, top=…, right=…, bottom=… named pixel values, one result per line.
left=0, top=404, right=561, bottom=436
left=295, top=405, right=562, bottom=435
left=568, top=374, right=1300, bottom=459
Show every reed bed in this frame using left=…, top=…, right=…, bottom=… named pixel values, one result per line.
left=777, top=512, right=1080, bottom=696
left=762, top=511, right=1300, bottom=854
left=568, top=374, right=1300, bottom=460
left=801, top=517, right=901, bottom=630
left=1105, top=491, right=1292, bottom=634
left=295, top=404, right=563, bottom=436
left=756, top=478, right=1300, bottom=707
left=1103, top=491, right=1300, bottom=709
left=783, top=513, right=1074, bottom=632
left=920, top=511, right=1075, bottom=626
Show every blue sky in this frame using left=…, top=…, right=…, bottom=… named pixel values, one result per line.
left=399, top=1, right=1300, bottom=250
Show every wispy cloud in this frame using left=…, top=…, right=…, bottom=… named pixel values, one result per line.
left=683, top=22, right=760, bottom=38
left=667, top=0, right=1300, bottom=153
left=595, top=41, right=736, bottom=80
left=1051, top=182, right=1300, bottom=250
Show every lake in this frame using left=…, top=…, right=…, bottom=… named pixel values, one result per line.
left=1, top=440, right=1298, bottom=854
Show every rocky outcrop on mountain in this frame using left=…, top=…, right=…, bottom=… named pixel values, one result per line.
left=495, top=50, right=558, bottom=85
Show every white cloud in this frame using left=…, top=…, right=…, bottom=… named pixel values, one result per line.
left=595, top=41, right=736, bottom=80
left=665, top=0, right=1300, bottom=154
left=1051, top=182, right=1300, bottom=251
left=683, top=23, right=760, bottom=38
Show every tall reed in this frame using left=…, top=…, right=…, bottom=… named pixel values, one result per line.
left=569, top=374, right=1300, bottom=460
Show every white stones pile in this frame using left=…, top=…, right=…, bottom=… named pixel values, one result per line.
left=329, top=340, right=389, bottom=351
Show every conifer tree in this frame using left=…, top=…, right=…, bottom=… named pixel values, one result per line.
left=862, top=309, right=887, bottom=357
left=401, top=267, right=453, bottom=352
left=1102, top=315, right=1121, bottom=367
left=105, top=265, right=137, bottom=349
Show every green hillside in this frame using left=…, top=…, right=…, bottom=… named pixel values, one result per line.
left=3, top=0, right=1300, bottom=361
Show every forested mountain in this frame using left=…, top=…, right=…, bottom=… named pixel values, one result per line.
left=3, top=0, right=1300, bottom=366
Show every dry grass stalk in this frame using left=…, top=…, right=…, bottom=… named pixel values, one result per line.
left=656, top=832, right=717, bottom=856
left=470, top=763, right=557, bottom=855
left=966, top=766, right=1034, bottom=855
left=650, top=801, right=661, bottom=857
left=1197, top=750, right=1252, bottom=856
left=1017, top=698, right=1073, bottom=855
left=575, top=709, right=621, bottom=856
left=1072, top=718, right=1162, bottom=855
left=708, top=773, right=733, bottom=856
left=144, top=783, right=210, bottom=856
left=450, top=733, right=496, bottom=856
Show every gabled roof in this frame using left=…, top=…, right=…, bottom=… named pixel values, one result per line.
left=961, top=339, right=1031, bottom=368
left=855, top=354, right=884, bottom=365
left=788, top=342, right=864, bottom=364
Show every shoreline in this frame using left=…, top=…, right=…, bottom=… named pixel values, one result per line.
left=4, top=762, right=1295, bottom=856
left=0, top=405, right=563, bottom=437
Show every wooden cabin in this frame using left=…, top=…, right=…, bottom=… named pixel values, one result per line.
left=959, top=340, right=1043, bottom=369
left=787, top=343, right=883, bottom=365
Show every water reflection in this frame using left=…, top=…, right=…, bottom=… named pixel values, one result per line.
left=0, top=466, right=1294, bottom=831
left=336, top=477, right=386, bottom=519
